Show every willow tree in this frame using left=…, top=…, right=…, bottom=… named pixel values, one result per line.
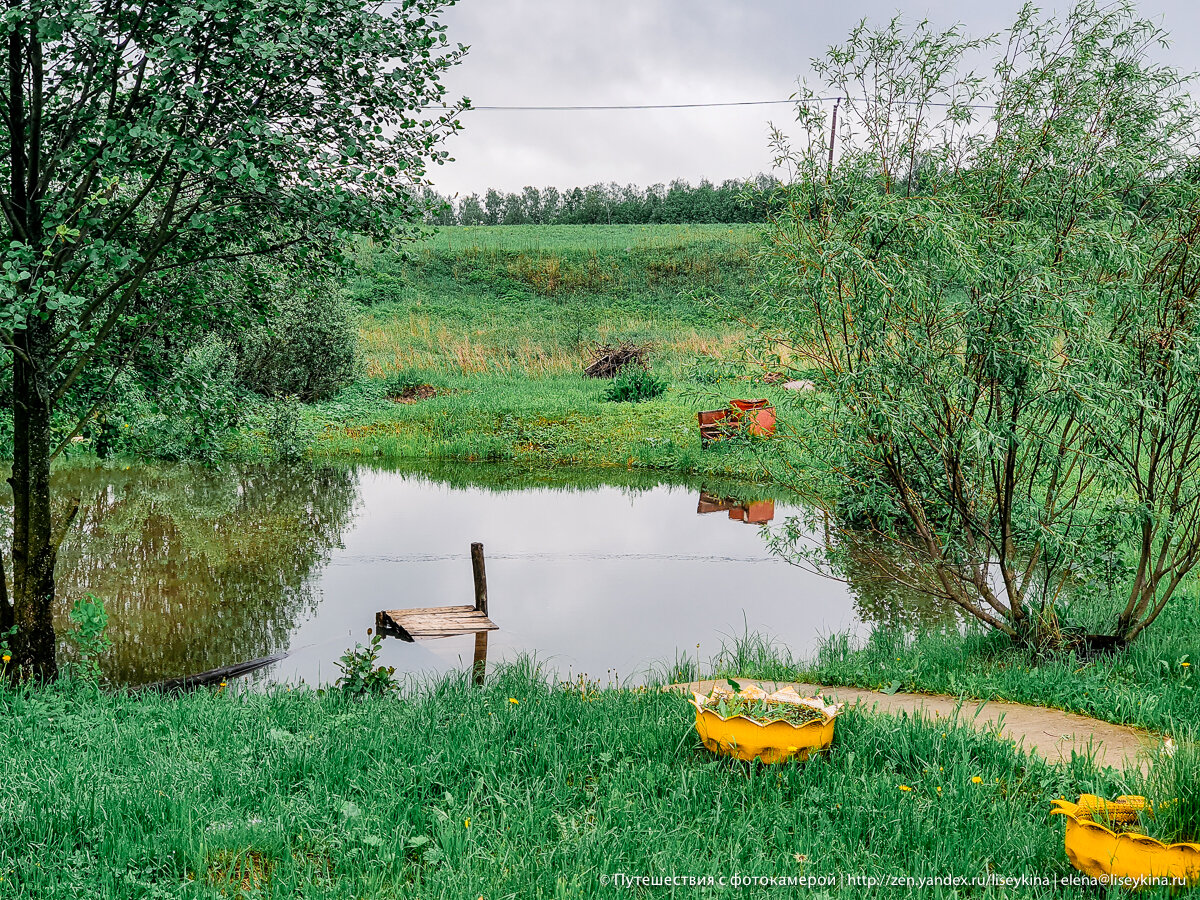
left=0, top=0, right=466, bottom=679
left=761, top=2, right=1200, bottom=650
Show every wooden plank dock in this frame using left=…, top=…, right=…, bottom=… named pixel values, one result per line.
left=376, top=604, right=497, bottom=642
left=376, top=542, right=497, bottom=645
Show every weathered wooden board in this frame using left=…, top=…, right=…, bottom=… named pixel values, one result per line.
left=376, top=605, right=498, bottom=642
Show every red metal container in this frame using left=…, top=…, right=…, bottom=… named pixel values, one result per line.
left=730, top=399, right=776, bottom=437
left=697, top=490, right=736, bottom=514
left=743, top=500, right=775, bottom=524
left=697, top=409, right=733, bottom=446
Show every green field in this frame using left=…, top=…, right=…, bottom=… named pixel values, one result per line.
left=303, top=224, right=802, bottom=480
left=1, top=662, right=1170, bottom=900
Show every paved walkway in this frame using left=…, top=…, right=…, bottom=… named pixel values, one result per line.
left=675, top=680, right=1162, bottom=771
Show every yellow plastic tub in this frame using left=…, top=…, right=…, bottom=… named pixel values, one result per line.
left=1051, top=795, right=1200, bottom=886
left=689, top=684, right=841, bottom=763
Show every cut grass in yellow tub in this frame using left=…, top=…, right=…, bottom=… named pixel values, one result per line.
left=1051, top=795, right=1200, bottom=887
left=690, top=682, right=842, bottom=763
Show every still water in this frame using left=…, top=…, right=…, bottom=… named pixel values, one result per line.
left=35, top=462, right=950, bottom=686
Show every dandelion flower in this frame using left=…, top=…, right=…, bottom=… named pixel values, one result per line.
left=508, top=698, right=519, bottom=704
left=899, top=785, right=912, bottom=792
left=1183, top=662, right=1191, bottom=668
left=464, top=818, right=470, bottom=828
left=972, top=776, right=983, bottom=784
left=1, top=654, right=9, bottom=663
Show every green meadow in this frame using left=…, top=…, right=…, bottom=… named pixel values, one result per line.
left=0, top=662, right=1171, bottom=900
left=305, top=225, right=800, bottom=480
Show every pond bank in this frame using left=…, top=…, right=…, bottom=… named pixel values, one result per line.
left=674, top=680, right=1163, bottom=772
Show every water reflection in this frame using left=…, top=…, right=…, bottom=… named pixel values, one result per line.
left=40, top=464, right=358, bottom=684
left=696, top=490, right=775, bottom=525
left=780, top=511, right=967, bottom=632
left=5, top=462, right=960, bottom=686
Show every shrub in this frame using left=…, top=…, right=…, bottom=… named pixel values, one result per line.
left=128, top=336, right=242, bottom=462
left=65, top=594, right=112, bottom=684
left=334, top=635, right=398, bottom=698
left=237, top=279, right=358, bottom=402
left=604, top=368, right=667, bottom=403
left=260, top=397, right=307, bottom=463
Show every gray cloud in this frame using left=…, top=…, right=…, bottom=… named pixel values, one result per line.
left=429, top=0, right=1200, bottom=197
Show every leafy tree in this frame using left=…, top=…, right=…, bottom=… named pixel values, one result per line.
left=419, top=186, right=457, bottom=226
left=500, top=190, right=526, bottom=225
left=0, top=0, right=465, bottom=679
left=426, top=178, right=778, bottom=227
left=761, top=2, right=1200, bottom=650
left=519, top=186, right=542, bottom=223
left=540, top=186, right=561, bottom=222
left=457, top=192, right=485, bottom=225
left=483, top=188, right=503, bottom=225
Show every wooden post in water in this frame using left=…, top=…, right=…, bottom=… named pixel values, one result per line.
left=472, top=631, right=488, bottom=687
left=471, top=543, right=488, bottom=686
left=471, top=542, right=488, bottom=615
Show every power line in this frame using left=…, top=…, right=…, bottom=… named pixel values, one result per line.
left=420, top=96, right=1000, bottom=112
left=422, top=99, right=797, bottom=111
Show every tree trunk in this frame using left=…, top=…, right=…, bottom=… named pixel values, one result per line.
left=0, top=548, right=11, bottom=635
left=7, top=326, right=58, bottom=681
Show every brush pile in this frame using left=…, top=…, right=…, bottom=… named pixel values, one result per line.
left=583, top=340, right=651, bottom=378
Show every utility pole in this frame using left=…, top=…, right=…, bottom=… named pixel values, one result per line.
left=828, top=97, right=841, bottom=180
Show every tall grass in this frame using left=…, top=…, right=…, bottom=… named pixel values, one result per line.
left=0, top=661, right=1141, bottom=899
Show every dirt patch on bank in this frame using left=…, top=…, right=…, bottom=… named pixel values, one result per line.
left=391, top=384, right=437, bottom=404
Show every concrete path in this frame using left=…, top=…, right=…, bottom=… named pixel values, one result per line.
left=675, top=679, right=1162, bottom=772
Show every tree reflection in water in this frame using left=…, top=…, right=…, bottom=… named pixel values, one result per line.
left=26, top=464, right=359, bottom=685
left=769, top=510, right=965, bottom=633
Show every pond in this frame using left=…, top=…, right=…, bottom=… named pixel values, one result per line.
left=25, top=461, right=953, bottom=686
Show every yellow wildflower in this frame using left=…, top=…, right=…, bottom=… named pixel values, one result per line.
left=508, top=697, right=519, bottom=705
left=464, top=818, right=470, bottom=828
left=972, top=776, right=983, bottom=784
left=1, top=654, right=9, bottom=663
left=899, top=785, right=912, bottom=792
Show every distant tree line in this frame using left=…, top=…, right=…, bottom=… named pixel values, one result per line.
left=417, top=176, right=780, bottom=226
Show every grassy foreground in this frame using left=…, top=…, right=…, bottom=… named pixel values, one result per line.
left=304, top=225, right=801, bottom=480
left=0, top=662, right=1160, bottom=900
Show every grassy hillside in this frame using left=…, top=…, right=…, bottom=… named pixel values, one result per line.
left=304, top=225, right=801, bottom=479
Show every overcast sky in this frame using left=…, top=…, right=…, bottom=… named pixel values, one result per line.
left=426, top=0, right=1200, bottom=198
